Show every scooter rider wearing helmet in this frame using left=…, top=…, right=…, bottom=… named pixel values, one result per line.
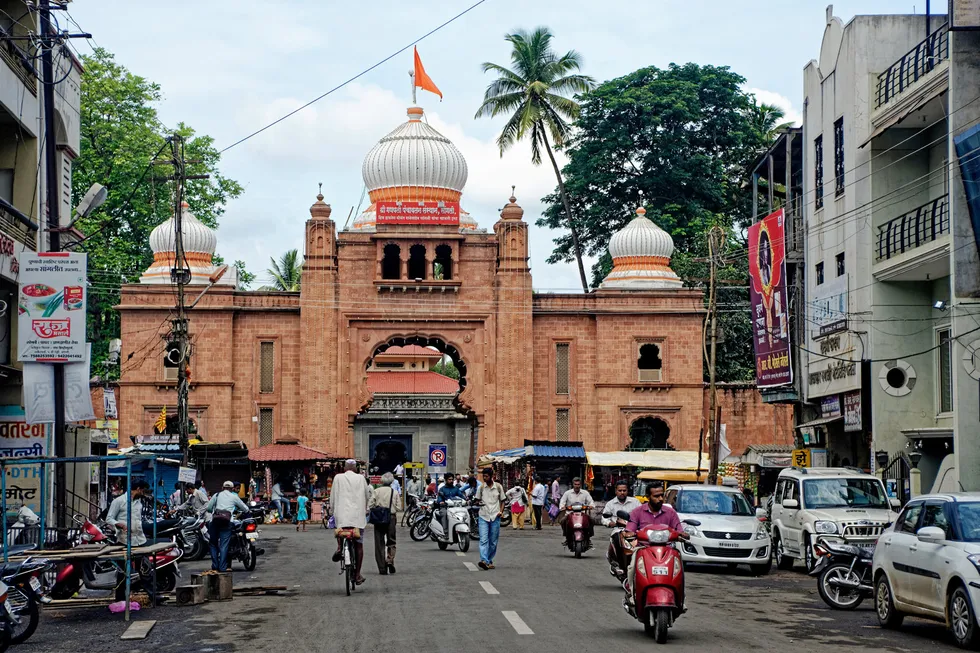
left=601, top=481, right=641, bottom=527
left=437, top=474, right=466, bottom=537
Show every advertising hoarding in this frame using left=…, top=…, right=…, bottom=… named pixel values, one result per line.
left=17, top=252, right=87, bottom=362
left=748, top=209, right=792, bottom=387
left=811, top=275, right=848, bottom=338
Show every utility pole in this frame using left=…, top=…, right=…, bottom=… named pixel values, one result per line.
left=706, top=226, right=726, bottom=485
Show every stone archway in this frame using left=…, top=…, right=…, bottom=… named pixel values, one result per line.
left=628, top=417, right=672, bottom=451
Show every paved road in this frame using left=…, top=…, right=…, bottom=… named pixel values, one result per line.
left=19, top=523, right=959, bottom=652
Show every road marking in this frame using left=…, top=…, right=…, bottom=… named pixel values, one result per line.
left=463, top=562, right=479, bottom=572
left=502, top=611, right=533, bottom=635
left=456, top=551, right=466, bottom=557
left=120, top=620, right=156, bottom=640
left=480, top=581, right=498, bottom=595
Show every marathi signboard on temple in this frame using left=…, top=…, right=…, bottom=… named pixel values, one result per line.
left=748, top=209, right=792, bottom=387
left=17, top=252, right=87, bottom=362
left=376, top=201, right=460, bottom=225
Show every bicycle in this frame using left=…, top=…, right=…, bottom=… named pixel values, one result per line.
left=336, top=528, right=357, bottom=596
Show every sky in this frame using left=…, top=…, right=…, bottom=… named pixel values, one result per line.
left=68, top=0, right=923, bottom=291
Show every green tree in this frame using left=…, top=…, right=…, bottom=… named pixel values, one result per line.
left=540, top=63, right=771, bottom=381
left=751, top=102, right=795, bottom=145
left=263, top=249, right=302, bottom=291
left=475, top=27, right=596, bottom=292
left=234, top=260, right=256, bottom=290
left=432, top=357, right=460, bottom=380
left=72, top=48, right=242, bottom=366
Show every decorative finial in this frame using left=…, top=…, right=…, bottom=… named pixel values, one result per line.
left=509, top=185, right=516, bottom=203
left=318, top=182, right=323, bottom=200
left=636, top=206, right=646, bottom=216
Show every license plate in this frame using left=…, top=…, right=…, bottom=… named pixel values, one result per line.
left=652, top=566, right=670, bottom=576
left=246, top=533, right=257, bottom=540
left=718, top=542, right=741, bottom=548
left=3, top=600, right=12, bottom=616
left=28, top=577, right=40, bottom=592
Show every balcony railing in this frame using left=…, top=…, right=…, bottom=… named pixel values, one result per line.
left=875, top=23, right=949, bottom=110
left=876, top=194, right=949, bottom=261
left=0, top=26, right=36, bottom=96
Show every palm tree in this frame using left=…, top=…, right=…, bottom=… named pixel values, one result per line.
left=475, top=27, right=595, bottom=292
left=753, top=102, right=796, bottom=145
left=264, top=249, right=302, bottom=291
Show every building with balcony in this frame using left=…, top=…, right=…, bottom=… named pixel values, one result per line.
left=0, top=2, right=81, bottom=403
left=802, top=6, right=980, bottom=495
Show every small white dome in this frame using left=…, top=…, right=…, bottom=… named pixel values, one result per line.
left=148, top=202, right=217, bottom=256
left=601, top=207, right=682, bottom=290
left=361, top=107, right=468, bottom=200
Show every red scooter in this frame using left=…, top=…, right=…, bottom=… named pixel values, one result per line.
left=564, top=504, right=593, bottom=558
left=625, top=520, right=699, bottom=644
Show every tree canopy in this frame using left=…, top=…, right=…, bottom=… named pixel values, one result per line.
left=261, top=249, right=302, bottom=291
left=72, top=48, right=242, bottom=368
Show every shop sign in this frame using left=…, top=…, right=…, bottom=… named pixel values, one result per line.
left=810, top=449, right=828, bottom=468
left=843, top=391, right=862, bottom=433
left=376, top=201, right=460, bottom=225
left=811, top=275, right=848, bottom=338
left=102, top=387, right=117, bottom=419
left=748, top=209, right=792, bottom=387
left=17, top=252, right=87, bottom=362
left=761, top=454, right=792, bottom=468
left=792, top=449, right=811, bottom=467
left=178, top=466, right=197, bottom=484
left=90, top=419, right=118, bottom=446
left=807, top=332, right=861, bottom=399
left=820, top=395, right=842, bottom=419
left=0, top=410, right=50, bottom=513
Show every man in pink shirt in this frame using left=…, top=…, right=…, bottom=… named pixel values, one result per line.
left=624, top=484, right=688, bottom=614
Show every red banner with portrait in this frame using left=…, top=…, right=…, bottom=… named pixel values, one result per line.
left=748, top=209, right=792, bottom=387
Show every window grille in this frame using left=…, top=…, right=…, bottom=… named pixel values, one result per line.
left=260, top=342, right=274, bottom=393
left=556, top=408, right=570, bottom=441
left=814, top=135, right=824, bottom=210
left=555, top=343, right=569, bottom=394
left=259, top=408, right=274, bottom=446
left=834, top=118, right=845, bottom=197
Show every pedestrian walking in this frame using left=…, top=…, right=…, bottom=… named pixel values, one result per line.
left=204, top=480, right=249, bottom=572
left=548, top=476, right=561, bottom=525
left=271, top=478, right=289, bottom=521
left=530, top=476, right=546, bottom=530
left=368, top=472, right=401, bottom=575
left=476, top=468, right=504, bottom=570
left=168, top=483, right=183, bottom=511
left=296, top=489, right=310, bottom=531
left=505, top=484, right=529, bottom=530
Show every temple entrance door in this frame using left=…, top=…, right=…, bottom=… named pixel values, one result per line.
left=369, top=435, right=412, bottom=473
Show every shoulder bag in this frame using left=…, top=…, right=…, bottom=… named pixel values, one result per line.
left=368, top=488, right=394, bottom=526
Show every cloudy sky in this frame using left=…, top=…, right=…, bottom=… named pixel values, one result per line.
left=70, top=0, right=919, bottom=291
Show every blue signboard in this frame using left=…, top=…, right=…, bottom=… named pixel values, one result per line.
left=427, top=444, right=448, bottom=473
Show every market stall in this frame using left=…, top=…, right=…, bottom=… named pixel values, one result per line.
left=523, top=440, right=585, bottom=494
left=248, top=440, right=340, bottom=522
left=737, top=445, right=794, bottom=505
left=585, top=450, right=710, bottom=500
left=188, top=440, right=251, bottom=493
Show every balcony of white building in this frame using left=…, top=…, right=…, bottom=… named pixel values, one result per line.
left=871, top=22, right=949, bottom=127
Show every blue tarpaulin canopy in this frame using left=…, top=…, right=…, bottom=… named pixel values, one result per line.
left=524, top=443, right=586, bottom=459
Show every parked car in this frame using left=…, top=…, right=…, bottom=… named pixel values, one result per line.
left=666, top=483, right=771, bottom=575
left=874, top=493, right=980, bottom=648
left=769, top=467, right=899, bottom=571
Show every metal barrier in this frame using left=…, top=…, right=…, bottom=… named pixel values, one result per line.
left=875, top=194, right=949, bottom=261
left=882, top=453, right=911, bottom=507
left=875, top=23, right=949, bottom=110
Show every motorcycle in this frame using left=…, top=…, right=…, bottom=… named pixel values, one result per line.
left=624, top=520, right=699, bottom=644
left=409, top=498, right=437, bottom=542
left=606, top=509, right=636, bottom=583
left=2, top=557, right=51, bottom=645
left=810, top=538, right=875, bottom=610
left=564, top=504, right=593, bottom=558
left=420, top=499, right=470, bottom=552
left=227, top=511, right=262, bottom=571
left=0, top=581, right=16, bottom=653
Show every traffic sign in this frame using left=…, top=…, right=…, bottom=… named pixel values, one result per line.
left=428, top=444, right=448, bottom=472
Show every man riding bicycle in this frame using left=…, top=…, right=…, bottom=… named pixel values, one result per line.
left=330, top=459, right=372, bottom=585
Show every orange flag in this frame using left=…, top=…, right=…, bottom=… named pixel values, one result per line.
left=414, top=46, right=443, bottom=100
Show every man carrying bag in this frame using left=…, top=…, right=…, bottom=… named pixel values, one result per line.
left=368, top=472, right=401, bottom=575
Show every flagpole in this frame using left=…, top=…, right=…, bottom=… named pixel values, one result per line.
left=409, top=71, right=416, bottom=105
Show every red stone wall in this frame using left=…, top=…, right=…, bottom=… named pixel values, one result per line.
left=711, top=384, right=795, bottom=455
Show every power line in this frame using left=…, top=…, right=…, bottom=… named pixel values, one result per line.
left=218, top=0, right=490, bottom=153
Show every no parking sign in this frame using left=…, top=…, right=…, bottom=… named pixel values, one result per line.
left=427, top=444, right=448, bottom=473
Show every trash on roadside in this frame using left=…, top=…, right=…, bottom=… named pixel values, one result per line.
left=108, top=601, right=140, bottom=613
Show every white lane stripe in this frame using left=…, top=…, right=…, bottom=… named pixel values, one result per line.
left=502, top=611, right=534, bottom=635
left=463, top=562, right=479, bottom=571
left=480, top=581, right=499, bottom=595
left=456, top=551, right=466, bottom=557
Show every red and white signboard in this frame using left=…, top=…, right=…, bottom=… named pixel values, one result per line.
left=376, top=201, right=460, bottom=225
left=17, top=252, right=87, bottom=362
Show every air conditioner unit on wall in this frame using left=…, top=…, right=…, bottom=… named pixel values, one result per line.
left=639, top=369, right=662, bottom=383
left=164, top=367, right=179, bottom=382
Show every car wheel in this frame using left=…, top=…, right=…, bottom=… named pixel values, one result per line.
left=875, top=575, right=904, bottom=629
left=949, top=586, right=980, bottom=648
left=751, top=557, right=772, bottom=576
left=804, top=534, right=816, bottom=572
left=773, top=531, right=793, bottom=571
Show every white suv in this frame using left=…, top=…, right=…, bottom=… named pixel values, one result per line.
left=874, top=493, right=980, bottom=648
left=769, top=467, right=899, bottom=572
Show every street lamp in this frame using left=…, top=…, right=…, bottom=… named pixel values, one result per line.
left=67, top=183, right=107, bottom=228
left=909, top=451, right=922, bottom=469
left=875, top=450, right=890, bottom=469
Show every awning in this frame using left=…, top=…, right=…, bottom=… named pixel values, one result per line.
left=637, top=470, right=706, bottom=483
left=525, top=444, right=585, bottom=459
left=478, top=446, right=528, bottom=466
left=586, top=450, right=708, bottom=470
left=249, top=443, right=333, bottom=463
left=860, top=86, right=945, bottom=148
left=795, top=415, right=842, bottom=429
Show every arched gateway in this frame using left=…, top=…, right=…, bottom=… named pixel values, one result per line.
left=117, top=104, right=733, bottom=472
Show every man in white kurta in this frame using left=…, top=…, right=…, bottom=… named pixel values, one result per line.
left=330, top=460, right=373, bottom=584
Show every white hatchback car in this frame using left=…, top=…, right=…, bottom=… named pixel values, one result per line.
left=665, top=484, right=771, bottom=575
left=873, top=493, right=980, bottom=648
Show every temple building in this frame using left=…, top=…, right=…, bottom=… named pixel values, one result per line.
left=116, top=106, right=791, bottom=472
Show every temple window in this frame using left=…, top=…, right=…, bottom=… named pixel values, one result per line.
left=434, top=244, right=453, bottom=280
left=381, top=244, right=401, bottom=279
left=638, top=343, right=663, bottom=382
left=408, top=244, right=427, bottom=280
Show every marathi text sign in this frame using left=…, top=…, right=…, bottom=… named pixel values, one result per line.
left=376, top=201, right=460, bottom=225
left=17, top=252, right=87, bottom=362
left=843, top=391, right=862, bottom=432
left=0, top=415, right=50, bottom=512
left=748, top=209, right=792, bottom=387
left=811, top=275, right=848, bottom=338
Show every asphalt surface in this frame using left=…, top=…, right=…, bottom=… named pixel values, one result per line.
left=17, top=522, right=964, bottom=652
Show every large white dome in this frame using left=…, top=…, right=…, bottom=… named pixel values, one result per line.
left=361, top=107, right=468, bottom=201
left=601, top=207, right=682, bottom=290
left=148, top=202, right=217, bottom=256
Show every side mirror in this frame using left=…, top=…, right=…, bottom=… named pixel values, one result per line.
left=755, top=507, right=768, bottom=519
left=916, top=526, right=946, bottom=544
left=682, top=519, right=701, bottom=527
left=616, top=510, right=631, bottom=521
left=889, top=498, right=901, bottom=509
left=783, top=499, right=799, bottom=509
